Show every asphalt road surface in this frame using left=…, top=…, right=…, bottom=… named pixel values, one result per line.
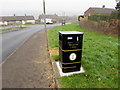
left=1, top=23, right=62, bottom=63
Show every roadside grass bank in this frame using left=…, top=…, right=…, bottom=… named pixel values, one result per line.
left=47, top=23, right=118, bottom=88
left=0, top=26, right=26, bottom=31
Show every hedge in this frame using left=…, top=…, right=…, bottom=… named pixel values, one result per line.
left=88, top=11, right=120, bottom=22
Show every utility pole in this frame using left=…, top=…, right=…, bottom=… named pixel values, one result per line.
left=43, top=0, right=46, bottom=29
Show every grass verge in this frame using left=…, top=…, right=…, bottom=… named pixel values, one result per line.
left=47, top=23, right=118, bottom=88
left=0, top=26, right=26, bottom=31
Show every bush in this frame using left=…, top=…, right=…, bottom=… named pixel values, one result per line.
left=88, top=14, right=110, bottom=22
left=78, top=15, right=85, bottom=21
left=110, top=11, right=120, bottom=19
left=88, top=11, right=120, bottom=22
left=88, top=14, right=101, bottom=22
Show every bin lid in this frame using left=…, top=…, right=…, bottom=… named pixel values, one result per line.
left=59, top=31, right=83, bottom=34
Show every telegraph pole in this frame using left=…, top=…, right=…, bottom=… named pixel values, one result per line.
left=43, top=0, right=46, bottom=29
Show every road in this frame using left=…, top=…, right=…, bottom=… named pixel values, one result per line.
left=0, top=25, right=18, bottom=29
left=1, top=23, right=62, bottom=63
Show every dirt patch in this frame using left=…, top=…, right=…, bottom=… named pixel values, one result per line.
left=49, top=48, right=59, bottom=56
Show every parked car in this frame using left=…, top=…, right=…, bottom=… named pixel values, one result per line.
left=46, top=18, right=53, bottom=24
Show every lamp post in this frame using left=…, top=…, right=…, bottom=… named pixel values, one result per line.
left=43, top=0, right=46, bottom=29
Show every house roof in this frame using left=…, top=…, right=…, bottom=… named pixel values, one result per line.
left=90, top=7, right=115, bottom=14
left=0, top=16, right=35, bottom=22
left=39, top=15, right=60, bottom=19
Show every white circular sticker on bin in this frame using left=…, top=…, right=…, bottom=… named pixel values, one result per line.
left=69, top=53, right=77, bottom=61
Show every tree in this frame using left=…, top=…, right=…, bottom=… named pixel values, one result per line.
left=115, top=1, right=120, bottom=10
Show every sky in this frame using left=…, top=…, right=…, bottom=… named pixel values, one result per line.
left=0, top=0, right=117, bottom=19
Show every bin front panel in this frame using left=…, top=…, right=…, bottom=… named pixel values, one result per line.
left=59, top=31, right=83, bottom=73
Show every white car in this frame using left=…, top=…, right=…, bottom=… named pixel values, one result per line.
left=46, top=18, right=53, bottom=24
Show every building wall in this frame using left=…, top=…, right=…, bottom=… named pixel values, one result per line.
left=26, top=20, right=35, bottom=24
left=21, top=21, right=26, bottom=24
left=7, top=21, right=22, bottom=25
left=0, top=21, right=8, bottom=26
left=40, top=19, right=44, bottom=23
left=16, top=21, right=22, bottom=24
left=1, top=20, right=36, bottom=25
left=84, top=8, right=94, bottom=16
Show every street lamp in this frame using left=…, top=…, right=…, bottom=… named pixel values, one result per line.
left=43, top=0, right=46, bottom=29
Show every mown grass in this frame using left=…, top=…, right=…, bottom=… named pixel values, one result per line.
left=0, top=26, right=26, bottom=31
left=48, top=23, right=118, bottom=88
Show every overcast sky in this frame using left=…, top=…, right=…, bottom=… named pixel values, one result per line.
left=0, top=0, right=116, bottom=19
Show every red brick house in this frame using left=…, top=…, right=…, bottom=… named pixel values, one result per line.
left=84, top=6, right=115, bottom=16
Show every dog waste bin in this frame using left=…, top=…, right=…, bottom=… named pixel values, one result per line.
left=59, top=31, right=84, bottom=73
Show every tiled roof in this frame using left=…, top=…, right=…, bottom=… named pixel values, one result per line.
left=90, top=7, right=115, bottom=14
left=39, top=15, right=60, bottom=19
left=0, top=16, right=35, bottom=21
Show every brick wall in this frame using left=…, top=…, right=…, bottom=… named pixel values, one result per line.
left=84, top=8, right=94, bottom=16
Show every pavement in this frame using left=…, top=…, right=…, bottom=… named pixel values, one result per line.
left=2, top=30, right=57, bottom=88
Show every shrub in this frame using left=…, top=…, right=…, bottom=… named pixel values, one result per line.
left=110, top=11, right=120, bottom=19
left=88, top=11, right=120, bottom=22
left=78, top=15, right=85, bottom=21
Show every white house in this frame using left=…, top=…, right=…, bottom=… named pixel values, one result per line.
left=0, top=16, right=35, bottom=26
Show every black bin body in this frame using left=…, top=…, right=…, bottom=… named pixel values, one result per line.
left=59, top=31, right=83, bottom=73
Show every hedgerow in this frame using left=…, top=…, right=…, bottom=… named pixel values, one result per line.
left=88, top=11, right=120, bottom=22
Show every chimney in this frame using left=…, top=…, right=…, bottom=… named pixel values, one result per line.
left=102, top=5, right=105, bottom=9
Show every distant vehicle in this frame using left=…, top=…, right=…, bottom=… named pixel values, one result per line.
left=46, top=18, right=53, bottom=24
left=61, top=20, right=66, bottom=26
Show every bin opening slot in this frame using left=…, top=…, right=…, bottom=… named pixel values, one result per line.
left=67, top=36, right=79, bottom=42
left=67, top=37, right=73, bottom=40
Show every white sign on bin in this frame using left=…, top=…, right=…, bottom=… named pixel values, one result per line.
left=69, top=53, right=77, bottom=61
